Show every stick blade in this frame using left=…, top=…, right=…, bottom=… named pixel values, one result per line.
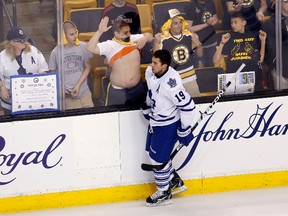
left=141, top=163, right=154, bottom=171
left=141, top=162, right=166, bottom=171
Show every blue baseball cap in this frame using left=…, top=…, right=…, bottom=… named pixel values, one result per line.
left=7, top=26, right=29, bottom=42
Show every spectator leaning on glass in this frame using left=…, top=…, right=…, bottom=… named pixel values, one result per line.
left=0, top=26, right=48, bottom=115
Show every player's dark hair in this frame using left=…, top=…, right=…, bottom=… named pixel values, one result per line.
left=230, top=11, right=246, bottom=21
left=112, top=19, right=129, bottom=33
left=153, top=49, right=171, bottom=66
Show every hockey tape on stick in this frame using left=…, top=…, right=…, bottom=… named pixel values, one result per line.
left=141, top=63, right=246, bottom=171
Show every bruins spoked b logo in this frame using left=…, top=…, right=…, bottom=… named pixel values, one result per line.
left=242, top=0, right=254, bottom=8
left=172, top=45, right=189, bottom=65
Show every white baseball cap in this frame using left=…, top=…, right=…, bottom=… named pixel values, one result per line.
left=168, top=8, right=185, bottom=19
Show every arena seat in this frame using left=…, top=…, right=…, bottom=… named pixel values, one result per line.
left=69, top=7, right=103, bottom=42
left=213, top=0, right=224, bottom=32
left=144, top=0, right=176, bottom=12
left=137, top=4, right=153, bottom=34
left=152, top=0, right=190, bottom=33
left=195, top=67, right=225, bottom=97
left=63, top=0, right=97, bottom=20
left=90, top=55, right=107, bottom=101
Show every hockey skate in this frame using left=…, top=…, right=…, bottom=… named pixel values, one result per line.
left=146, top=189, right=172, bottom=207
left=170, top=172, right=187, bottom=195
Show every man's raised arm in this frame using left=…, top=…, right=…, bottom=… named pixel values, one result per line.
left=87, top=17, right=112, bottom=55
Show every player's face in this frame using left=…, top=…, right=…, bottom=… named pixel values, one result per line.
left=231, top=17, right=246, bottom=33
left=65, top=28, right=78, bottom=45
left=170, top=17, right=183, bottom=35
left=151, top=57, right=168, bottom=75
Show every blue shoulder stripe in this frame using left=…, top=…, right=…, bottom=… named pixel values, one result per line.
left=177, top=98, right=193, bottom=108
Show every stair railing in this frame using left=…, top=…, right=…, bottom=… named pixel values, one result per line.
left=0, top=0, right=17, bottom=41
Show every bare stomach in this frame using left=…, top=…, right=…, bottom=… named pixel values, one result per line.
left=110, top=51, right=141, bottom=89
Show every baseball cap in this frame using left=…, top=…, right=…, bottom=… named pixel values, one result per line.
left=6, top=26, right=29, bottom=42
left=168, top=8, right=185, bottom=19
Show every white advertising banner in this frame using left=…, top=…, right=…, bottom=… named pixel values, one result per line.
left=119, top=96, right=288, bottom=183
left=0, top=112, right=120, bottom=198
left=1, top=96, right=288, bottom=198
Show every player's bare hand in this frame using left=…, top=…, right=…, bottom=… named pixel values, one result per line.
left=98, top=17, right=112, bottom=33
left=259, top=30, right=267, bottom=41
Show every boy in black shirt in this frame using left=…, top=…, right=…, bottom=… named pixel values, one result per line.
left=213, top=12, right=267, bottom=92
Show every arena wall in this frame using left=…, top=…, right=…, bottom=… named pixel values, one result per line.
left=1, top=96, right=288, bottom=213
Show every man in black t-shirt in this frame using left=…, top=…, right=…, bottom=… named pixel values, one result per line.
left=184, top=0, right=219, bottom=68
left=100, top=0, right=141, bottom=42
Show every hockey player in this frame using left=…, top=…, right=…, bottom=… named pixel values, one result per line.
left=142, top=49, right=196, bottom=206
left=153, top=9, right=203, bottom=98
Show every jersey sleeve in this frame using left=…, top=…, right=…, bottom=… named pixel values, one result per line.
left=164, top=72, right=196, bottom=129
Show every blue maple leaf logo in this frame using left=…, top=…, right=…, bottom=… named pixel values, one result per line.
left=167, top=78, right=177, bottom=88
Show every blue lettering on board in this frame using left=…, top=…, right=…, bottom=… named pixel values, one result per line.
left=0, top=134, right=66, bottom=185
left=177, top=102, right=288, bottom=170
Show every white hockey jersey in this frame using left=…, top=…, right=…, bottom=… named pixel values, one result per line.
left=145, top=66, right=196, bottom=129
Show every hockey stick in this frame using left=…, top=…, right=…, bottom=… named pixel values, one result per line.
left=141, top=63, right=246, bottom=171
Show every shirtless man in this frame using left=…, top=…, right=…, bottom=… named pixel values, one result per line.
left=87, top=17, right=153, bottom=106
